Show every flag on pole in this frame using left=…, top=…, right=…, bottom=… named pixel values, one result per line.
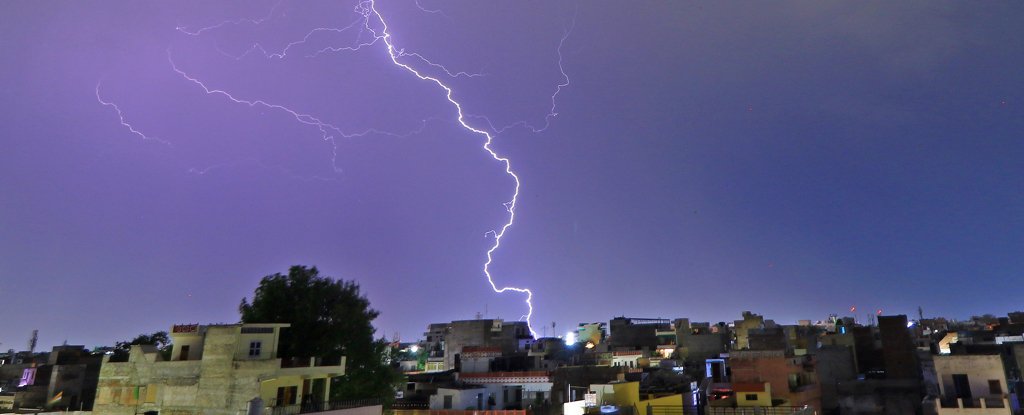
left=48, top=391, right=63, bottom=406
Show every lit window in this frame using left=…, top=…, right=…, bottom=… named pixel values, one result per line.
left=249, top=341, right=262, bottom=358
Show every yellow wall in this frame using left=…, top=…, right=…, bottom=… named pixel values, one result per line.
left=639, top=394, right=683, bottom=408
left=735, top=383, right=772, bottom=407
left=260, top=375, right=316, bottom=405
left=610, top=382, right=640, bottom=407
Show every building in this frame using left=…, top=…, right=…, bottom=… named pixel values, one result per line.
left=931, top=354, right=1013, bottom=414
left=431, top=371, right=553, bottom=410
left=438, top=319, right=531, bottom=372
left=673, top=319, right=728, bottom=364
left=878, top=315, right=920, bottom=380
left=2, top=345, right=102, bottom=411
left=94, top=323, right=345, bottom=415
left=728, top=349, right=821, bottom=410
left=608, top=317, right=670, bottom=351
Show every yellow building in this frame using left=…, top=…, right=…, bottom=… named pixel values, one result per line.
left=94, top=323, right=345, bottom=415
left=733, top=382, right=772, bottom=407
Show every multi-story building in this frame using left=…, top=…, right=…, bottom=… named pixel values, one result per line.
left=4, top=345, right=102, bottom=411
left=439, top=319, right=531, bottom=371
left=94, top=323, right=345, bottom=415
left=728, top=349, right=822, bottom=411
left=931, top=354, right=1013, bottom=414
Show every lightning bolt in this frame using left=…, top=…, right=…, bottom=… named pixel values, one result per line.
left=101, top=0, right=573, bottom=338
left=95, top=83, right=170, bottom=146
left=175, top=0, right=284, bottom=37
left=468, top=15, right=574, bottom=135
left=362, top=0, right=576, bottom=337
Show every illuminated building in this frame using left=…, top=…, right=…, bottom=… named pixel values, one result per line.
left=94, top=323, right=344, bottom=415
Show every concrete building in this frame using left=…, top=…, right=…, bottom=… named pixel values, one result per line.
left=423, top=323, right=448, bottom=372
left=449, top=371, right=554, bottom=409
left=931, top=354, right=1013, bottom=413
left=608, top=317, right=670, bottom=351
left=673, top=319, right=728, bottom=364
left=94, top=323, right=345, bottom=415
left=728, top=350, right=821, bottom=410
left=430, top=385, right=488, bottom=410
left=878, top=315, right=920, bottom=380
left=460, top=346, right=502, bottom=373
left=438, top=319, right=531, bottom=371
left=2, top=345, right=102, bottom=411
left=733, top=312, right=767, bottom=350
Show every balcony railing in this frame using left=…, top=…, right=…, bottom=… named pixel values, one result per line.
left=937, top=396, right=1008, bottom=409
left=267, top=398, right=381, bottom=415
left=280, top=356, right=343, bottom=368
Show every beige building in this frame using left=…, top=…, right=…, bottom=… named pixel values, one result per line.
left=94, top=323, right=345, bottom=415
left=932, top=354, right=1012, bottom=414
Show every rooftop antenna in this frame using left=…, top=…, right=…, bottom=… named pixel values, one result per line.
left=28, top=330, right=38, bottom=354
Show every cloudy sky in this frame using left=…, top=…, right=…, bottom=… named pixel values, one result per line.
left=2, top=1, right=1022, bottom=349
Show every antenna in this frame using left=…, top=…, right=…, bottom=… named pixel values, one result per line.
left=28, top=330, right=38, bottom=354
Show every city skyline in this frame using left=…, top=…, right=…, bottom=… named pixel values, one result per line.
left=2, top=1, right=1023, bottom=350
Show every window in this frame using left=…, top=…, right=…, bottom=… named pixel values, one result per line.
left=249, top=341, right=262, bottom=358
left=241, top=327, right=274, bottom=334
left=276, top=386, right=297, bottom=406
left=989, top=380, right=1003, bottom=394
left=745, top=394, right=758, bottom=401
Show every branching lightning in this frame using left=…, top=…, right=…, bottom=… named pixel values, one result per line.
left=168, top=49, right=436, bottom=174
left=469, top=14, right=575, bottom=135
left=361, top=0, right=575, bottom=337
left=100, top=0, right=573, bottom=338
left=95, top=83, right=170, bottom=146
left=175, top=1, right=283, bottom=37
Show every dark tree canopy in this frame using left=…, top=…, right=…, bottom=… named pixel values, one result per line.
left=239, top=265, right=401, bottom=402
left=112, top=331, right=170, bottom=361
left=115, top=331, right=170, bottom=351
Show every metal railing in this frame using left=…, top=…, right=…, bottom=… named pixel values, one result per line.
left=645, top=405, right=813, bottom=415
left=267, top=398, right=382, bottom=415
left=704, top=407, right=814, bottom=415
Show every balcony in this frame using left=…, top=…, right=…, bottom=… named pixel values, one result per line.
left=934, top=396, right=1011, bottom=414
left=267, top=398, right=381, bottom=415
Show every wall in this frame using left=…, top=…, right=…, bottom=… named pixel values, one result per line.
left=319, top=404, right=383, bottom=415
left=934, top=355, right=1007, bottom=403
left=96, top=325, right=341, bottom=415
left=430, top=388, right=485, bottom=410
left=562, top=399, right=586, bottom=415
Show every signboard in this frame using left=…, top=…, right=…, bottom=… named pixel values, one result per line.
left=172, top=324, right=199, bottom=334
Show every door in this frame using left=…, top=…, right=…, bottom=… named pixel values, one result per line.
left=952, top=374, right=973, bottom=406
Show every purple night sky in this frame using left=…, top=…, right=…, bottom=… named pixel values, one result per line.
left=2, top=1, right=1022, bottom=349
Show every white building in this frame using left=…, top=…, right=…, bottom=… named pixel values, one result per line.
left=430, top=371, right=553, bottom=410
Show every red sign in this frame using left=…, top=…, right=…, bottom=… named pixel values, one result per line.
left=172, top=324, right=199, bottom=333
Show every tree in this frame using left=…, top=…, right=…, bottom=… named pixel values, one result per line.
left=239, top=265, right=402, bottom=403
left=112, top=331, right=171, bottom=361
